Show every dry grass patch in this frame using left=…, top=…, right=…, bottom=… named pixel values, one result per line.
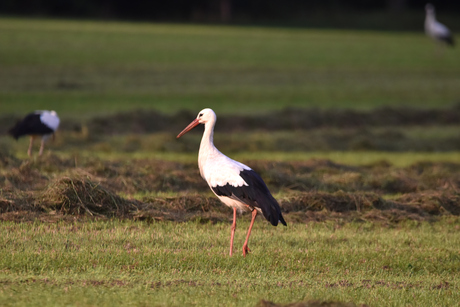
left=1, top=154, right=460, bottom=224
left=38, top=176, right=138, bottom=217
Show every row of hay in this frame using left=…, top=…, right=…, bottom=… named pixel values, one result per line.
left=4, top=106, right=460, bottom=136
left=1, top=154, right=460, bottom=222
left=3, top=155, right=460, bottom=196
left=2, top=173, right=459, bottom=223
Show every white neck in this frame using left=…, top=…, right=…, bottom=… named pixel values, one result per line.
left=426, top=10, right=436, bottom=23
left=198, top=119, right=218, bottom=177
left=199, top=121, right=215, bottom=154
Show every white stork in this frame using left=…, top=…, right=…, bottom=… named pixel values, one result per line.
left=8, top=110, right=60, bottom=157
left=425, top=3, right=454, bottom=47
left=177, top=108, right=286, bottom=257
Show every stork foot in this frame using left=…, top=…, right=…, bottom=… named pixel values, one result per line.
left=28, top=136, right=34, bottom=157
left=39, top=142, right=45, bottom=156
left=242, top=245, right=251, bottom=257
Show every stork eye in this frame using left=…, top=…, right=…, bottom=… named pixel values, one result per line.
left=199, top=113, right=203, bottom=117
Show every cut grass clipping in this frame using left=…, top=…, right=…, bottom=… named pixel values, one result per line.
left=4, top=106, right=460, bottom=154
left=1, top=154, right=460, bottom=223
left=39, top=176, right=138, bottom=217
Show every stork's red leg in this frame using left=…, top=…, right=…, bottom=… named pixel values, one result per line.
left=38, top=139, right=45, bottom=156
left=242, top=210, right=258, bottom=257
left=28, top=136, right=34, bottom=157
left=229, top=207, right=237, bottom=256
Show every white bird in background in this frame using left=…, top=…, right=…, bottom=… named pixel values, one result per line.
left=8, top=110, right=60, bottom=157
left=425, top=3, right=454, bottom=47
left=177, top=108, right=286, bottom=257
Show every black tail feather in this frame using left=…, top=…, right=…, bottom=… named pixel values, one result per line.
left=238, top=170, right=287, bottom=227
left=260, top=193, right=287, bottom=227
left=212, top=169, right=287, bottom=227
left=7, top=113, right=54, bottom=139
left=7, top=123, right=21, bottom=140
left=441, top=34, right=455, bottom=46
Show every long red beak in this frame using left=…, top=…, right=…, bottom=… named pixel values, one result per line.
left=177, top=118, right=200, bottom=138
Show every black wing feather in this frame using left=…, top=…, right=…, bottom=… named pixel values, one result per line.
left=441, top=34, right=455, bottom=46
left=8, top=113, right=54, bottom=139
left=212, top=169, right=287, bottom=227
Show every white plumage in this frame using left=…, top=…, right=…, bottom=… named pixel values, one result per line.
left=201, top=154, right=251, bottom=191
left=425, top=3, right=454, bottom=46
left=39, top=110, right=60, bottom=131
left=177, top=108, right=286, bottom=257
left=8, top=110, right=60, bottom=156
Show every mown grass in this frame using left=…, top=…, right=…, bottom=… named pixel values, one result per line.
left=0, top=220, right=459, bottom=306
left=1, top=15, right=460, bottom=307
left=5, top=134, right=460, bottom=167
left=0, top=17, right=459, bottom=117
left=2, top=118, right=460, bottom=162
left=2, top=153, right=460, bottom=223
left=39, top=150, right=460, bottom=167
left=2, top=150, right=460, bottom=306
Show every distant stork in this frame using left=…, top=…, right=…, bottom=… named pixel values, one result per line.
left=177, top=108, right=286, bottom=257
left=425, top=3, right=454, bottom=47
left=8, top=110, right=60, bottom=157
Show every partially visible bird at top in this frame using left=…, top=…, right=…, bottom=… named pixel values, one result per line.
left=425, top=3, right=454, bottom=47
left=176, top=108, right=287, bottom=257
left=8, top=110, right=60, bottom=157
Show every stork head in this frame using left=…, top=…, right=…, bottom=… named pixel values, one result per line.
left=177, top=108, right=216, bottom=138
left=425, top=3, right=435, bottom=13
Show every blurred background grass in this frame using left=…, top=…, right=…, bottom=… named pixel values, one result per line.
left=1, top=5, right=460, bottom=307
left=0, top=18, right=459, bottom=118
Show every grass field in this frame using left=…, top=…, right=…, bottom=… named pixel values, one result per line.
left=0, top=17, right=459, bottom=117
left=2, top=153, right=460, bottom=306
left=1, top=17, right=460, bottom=306
left=0, top=220, right=459, bottom=307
